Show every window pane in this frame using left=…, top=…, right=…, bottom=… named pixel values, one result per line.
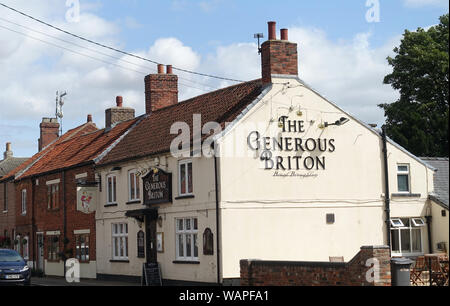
left=398, top=165, right=408, bottom=172
left=136, top=174, right=140, bottom=199
left=400, top=229, right=411, bottom=253
left=130, top=172, right=135, bottom=200
left=186, top=234, right=192, bottom=257
left=412, top=229, right=422, bottom=252
left=178, top=219, right=183, bottom=231
left=186, top=219, right=191, bottom=231
left=391, top=229, right=400, bottom=252
left=177, top=234, right=184, bottom=257
left=108, top=177, right=112, bottom=202
left=113, top=177, right=117, bottom=202
left=180, top=164, right=186, bottom=194
left=397, top=175, right=409, bottom=192
left=193, top=218, right=198, bottom=230
left=193, top=234, right=198, bottom=257
left=188, top=162, right=193, bottom=194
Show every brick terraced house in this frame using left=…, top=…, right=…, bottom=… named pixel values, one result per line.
left=0, top=143, right=28, bottom=249
left=0, top=103, right=141, bottom=278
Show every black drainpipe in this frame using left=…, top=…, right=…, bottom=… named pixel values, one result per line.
left=213, top=142, right=221, bottom=285
left=382, top=127, right=391, bottom=248
left=425, top=215, right=432, bottom=253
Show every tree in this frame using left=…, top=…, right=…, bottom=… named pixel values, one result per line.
left=379, top=14, right=449, bottom=157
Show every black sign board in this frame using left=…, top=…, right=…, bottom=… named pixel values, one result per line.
left=142, top=263, right=162, bottom=286
left=142, top=168, right=172, bottom=205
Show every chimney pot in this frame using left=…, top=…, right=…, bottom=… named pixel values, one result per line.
left=87, top=114, right=93, bottom=123
left=116, top=96, right=123, bottom=107
left=157, top=64, right=164, bottom=74
left=281, top=28, right=288, bottom=41
left=268, top=21, right=276, bottom=40
left=166, top=65, right=173, bottom=74
left=4, top=142, right=13, bottom=159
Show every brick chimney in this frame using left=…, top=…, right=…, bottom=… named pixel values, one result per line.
left=105, top=96, right=135, bottom=130
left=261, top=21, right=298, bottom=85
left=144, top=64, right=178, bottom=114
left=3, top=142, right=13, bottom=159
left=38, top=118, right=59, bottom=152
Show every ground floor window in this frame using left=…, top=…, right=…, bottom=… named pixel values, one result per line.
left=176, top=217, right=198, bottom=261
left=112, top=223, right=128, bottom=260
left=47, top=235, right=60, bottom=261
left=75, top=234, right=90, bottom=263
left=390, top=217, right=425, bottom=255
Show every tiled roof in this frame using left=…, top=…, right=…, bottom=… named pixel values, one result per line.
left=14, top=118, right=140, bottom=180
left=0, top=123, right=98, bottom=182
left=0, top=157, right=28, bottom=178
left=98, top=79, right=264, bottom=165
left=421, top=157, right=449, bottom=209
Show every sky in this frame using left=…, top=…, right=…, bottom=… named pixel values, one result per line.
left=0, top=0, right=448, bottom=158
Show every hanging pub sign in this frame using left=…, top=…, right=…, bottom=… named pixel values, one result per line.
left=76, top=186, right=98, bottom=214
left=142, top=168, right=172, bottom=205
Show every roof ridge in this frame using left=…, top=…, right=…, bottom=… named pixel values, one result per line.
left=150, top=79, right=261, bottom=114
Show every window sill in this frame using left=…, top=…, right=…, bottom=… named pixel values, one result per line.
left=173, top=260, right=200, bottom=265
left=126, top=200, right=142, bottom=205
left=2, top=210, right=7, bottom=214
left=391, top=193, right=421, bottom=198
left=110, top=259, right=130, bottom=263
left=104, top=203, right=118, bottom=207
left=175, top=195, right=195, bottom=200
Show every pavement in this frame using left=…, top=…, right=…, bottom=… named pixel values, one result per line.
left=31, top=276, right=140, bottom=286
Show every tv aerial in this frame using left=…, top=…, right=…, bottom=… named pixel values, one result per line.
left=56, top=91, right=67, bottom=135
left=254, top=33, right=264, bottom=54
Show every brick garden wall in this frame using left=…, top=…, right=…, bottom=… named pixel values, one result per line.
left=240, top=246, right=391, bottom=286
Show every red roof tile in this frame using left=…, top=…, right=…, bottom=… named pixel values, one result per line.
left=6, top=118, right=140, bottom=181
left=98, top=79, right=264, bottom=165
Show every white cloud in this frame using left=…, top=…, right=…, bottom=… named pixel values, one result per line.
left=403, top=0, right=449, bottom=7
left=0, top=0, right=400, bottom=158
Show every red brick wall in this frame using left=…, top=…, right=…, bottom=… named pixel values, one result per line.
left=240, top=246, right=391, bottom=286
left=0, top=180, right=17, bottom=245
left=33, top=165, right=97, bottom=262
left=11, top=164, right=97, bottom=267
left=145, top=73, right=178, bottom=113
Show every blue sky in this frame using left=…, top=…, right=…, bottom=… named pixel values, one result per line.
left=0, top=0, right=448, bottom=158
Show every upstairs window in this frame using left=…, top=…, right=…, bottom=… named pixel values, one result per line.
left=128, top=170, right=140, bottom=201
left=21, top=189, right=27, bottom=215
left=106, top=175, right=117, bottom=204
left=3, top=183, right=7, bottom=212
left=47, top=184, right=60, bottom=210
left=178, top=160, right=193, bottom=196
left=397, top=164, right=410, bottom=193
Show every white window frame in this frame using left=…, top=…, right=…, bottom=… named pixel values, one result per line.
left=397, top=164, right=410, bottom=193
left=128, top=169, right=140, bottom=202
left=390, top=218, right=404, bottom=228
left=21, top=189, right=27, bottom=215
left=178, top=160, right=193, bottom=196
left=112, top=223, right=128, bottom=260
left=106, top=174, right=117, bottom=204
left=412, top=217, right=426, bottom=227
left=390, top=217, right=424, bottom=256
left=175, top=217, right=198, bottom=261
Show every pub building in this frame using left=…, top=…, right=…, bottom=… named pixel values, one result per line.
left=93, top=21, right=448, bottom=285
